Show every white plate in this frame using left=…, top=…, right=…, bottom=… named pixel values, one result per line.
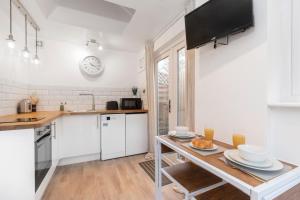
left=224, top=150, right=283, bottom=171
left=229, top=150, right=273, bottom=168
left=189, top=143, right=218, bottom=151
left=168, top=131, right=195, bottom=139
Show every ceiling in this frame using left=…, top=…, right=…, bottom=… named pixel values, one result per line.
left=17, top=0, right=190, bottom=52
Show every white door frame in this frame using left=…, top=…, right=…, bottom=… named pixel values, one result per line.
left=155, top=37, right=187, bottom=134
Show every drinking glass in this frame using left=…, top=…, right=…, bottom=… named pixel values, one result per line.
left=232, top=134, right=246, bottom=148
left=204, top=128, right=214, bottom=141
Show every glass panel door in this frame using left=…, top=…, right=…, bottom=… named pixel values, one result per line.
left=157, top=57, right=170, bottom=135
left=177, top=48, right=186, bottom=126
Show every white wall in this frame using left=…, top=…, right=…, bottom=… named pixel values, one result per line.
left=194, top=0, right=300, bottom=165
left=269, top=107, right=300, bottom=165
left=153, top=0, right=269, bottom=146
left=0, top=7, right=142, bottom=115
left=267, top=0, right=300, bottom=165
left=154, top=16, right=185, bottom=52
left=0, top=7, right=141, bottom=91
left=194, top=0, right=268, bottom=146
left=137, top=49, right=146, bottom=89
left=0, top=10, right=31, bottom=84
left=28, top=38, right=139, bottom=88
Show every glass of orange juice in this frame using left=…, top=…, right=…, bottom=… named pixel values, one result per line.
left=204, top=128, right=214, bottom=141
left=232, top=134, right=246, bottom=148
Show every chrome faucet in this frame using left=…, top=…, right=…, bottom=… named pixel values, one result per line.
left=79, top=93, right=95, bottom=111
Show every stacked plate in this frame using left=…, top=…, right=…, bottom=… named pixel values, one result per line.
left=224, top=145, right=283, bottom=171
left=168, top=126, right=195, bottom=139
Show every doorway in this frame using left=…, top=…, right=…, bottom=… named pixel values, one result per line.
left=156, top=41, right=186, bottom=136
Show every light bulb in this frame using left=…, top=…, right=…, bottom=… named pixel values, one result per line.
left=22, top=48, right=30, bottom=58
left=98, top=45, right=103, bottom=51
left=7, top=34, right=15, bottom=49
left=7, top=39, right=15, bottom=49
left=33, top=54, right=40, bottom=65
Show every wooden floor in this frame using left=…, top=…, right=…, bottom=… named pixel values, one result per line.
left=43, top=154, right=183, bottom=200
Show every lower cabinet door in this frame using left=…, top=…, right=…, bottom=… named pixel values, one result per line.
left=60, top=115, right=100, bottom=159
left=125, top=113, right=148, bottom=156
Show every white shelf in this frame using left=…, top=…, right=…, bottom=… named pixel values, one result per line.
left=268, top=102, right=300, bottom=108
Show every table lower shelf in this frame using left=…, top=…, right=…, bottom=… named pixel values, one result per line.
left=161, top=162, right=222, bottom=193
left=195, top=183, right=250, bottom=200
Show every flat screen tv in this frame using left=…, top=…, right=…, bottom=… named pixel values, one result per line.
left=185, top=0, right=254, bottom=50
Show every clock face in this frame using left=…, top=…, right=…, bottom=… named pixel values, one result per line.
left=80, top=56, right=104, bottom=77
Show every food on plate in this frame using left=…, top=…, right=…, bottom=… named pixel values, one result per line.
left=192, top=138, right=213, bottom=149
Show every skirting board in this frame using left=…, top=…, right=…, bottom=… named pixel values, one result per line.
left=58, top=153, right=101, bottom=166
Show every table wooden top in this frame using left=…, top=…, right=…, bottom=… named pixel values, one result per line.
left=0, top=109, right=148, bottom=131
left=158, top=135, right=264, bottom=187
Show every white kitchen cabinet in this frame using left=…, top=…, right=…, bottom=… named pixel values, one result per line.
left=60, top=115, right=100, bottom=159
left=51, top=118, right=61, bottom=168
left=101, top=114, right=126, bottom=160
left=0, top=129, right=35, bottom=200
left=125, top=113, right=148, bottom=156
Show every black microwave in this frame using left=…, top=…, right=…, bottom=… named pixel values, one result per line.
left=120, top=98, right=142, bottom=110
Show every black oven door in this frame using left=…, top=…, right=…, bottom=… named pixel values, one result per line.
left=35, top=130, right=52, bottom=191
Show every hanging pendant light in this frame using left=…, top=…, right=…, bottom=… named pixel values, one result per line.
left=6, top=0, right=15, bottom=49
left=22, top=15, right=30, bottom=58
left=33, top=28, right=40, bottom=65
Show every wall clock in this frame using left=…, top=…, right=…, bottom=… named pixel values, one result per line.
left=80, top=56, right=104, bottom=77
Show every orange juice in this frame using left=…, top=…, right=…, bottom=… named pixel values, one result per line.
left=204, top=128, right=214, bottom=141
left=232, top=134, right=246, bottom=149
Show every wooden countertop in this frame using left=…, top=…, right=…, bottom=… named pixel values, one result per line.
left=63, top=109, right=148, bottom=115
left=0, top=109, right=148, bottom=131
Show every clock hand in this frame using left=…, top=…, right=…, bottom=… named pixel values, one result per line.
left=89, top=62, right=99, bottom=68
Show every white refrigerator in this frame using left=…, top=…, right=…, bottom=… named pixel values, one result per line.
left=101, top=114, right=126, bottom=160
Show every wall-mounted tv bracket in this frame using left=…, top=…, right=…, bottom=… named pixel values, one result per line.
left=213, top=35, right=229, bottom=49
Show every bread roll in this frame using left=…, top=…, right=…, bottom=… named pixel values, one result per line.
left=192, top=138, right=213, bottom=149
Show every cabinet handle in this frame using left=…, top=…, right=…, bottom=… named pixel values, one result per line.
left=97, top=115, right=99, bottom=129
left=52, top=122, right=56, bottom=139
left=169, top=99, right=171, bottom=113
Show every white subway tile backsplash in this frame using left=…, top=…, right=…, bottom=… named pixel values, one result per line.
left=0, top=78, right=137, bottom=115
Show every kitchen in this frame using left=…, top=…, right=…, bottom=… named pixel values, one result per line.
left=0, top=0, right=154, bottom=199
left=2, top=0, right=300, bottom=200
left=0, top=107, right=148, bottom=199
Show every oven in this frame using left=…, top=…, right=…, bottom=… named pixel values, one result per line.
left=35, top=124, right=52, bottom=191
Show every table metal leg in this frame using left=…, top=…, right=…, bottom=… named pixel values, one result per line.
left=155, top=138, right=163, bottom=200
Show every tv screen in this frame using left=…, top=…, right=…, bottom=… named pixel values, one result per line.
left=185, top=0, right=254, bottom=50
